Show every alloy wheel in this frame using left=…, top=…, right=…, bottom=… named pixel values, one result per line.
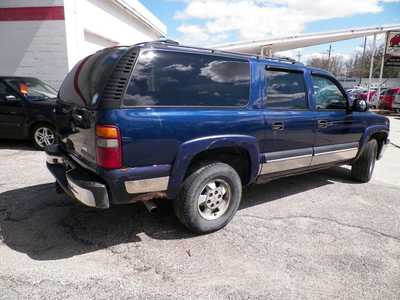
left=34, top=126, right=55, bottom=148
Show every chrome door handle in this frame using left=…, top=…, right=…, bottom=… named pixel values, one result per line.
left=318, top=120, right=328, bottom=128
left=272, top=121, right=284, bottom=131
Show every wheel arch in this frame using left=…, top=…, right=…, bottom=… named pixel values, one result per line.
left=357, top=125, right=389, bottom=160
left=167, top=135, right=261, bottom=199
left=29, top=120, right=54, bottom=135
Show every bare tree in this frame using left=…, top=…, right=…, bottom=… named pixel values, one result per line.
left=306, top=43, right=400, bottom=78
left=306, top=55, right=348, bottom=76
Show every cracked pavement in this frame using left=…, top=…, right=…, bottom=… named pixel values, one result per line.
left=1, top=115, right=400, bottom=299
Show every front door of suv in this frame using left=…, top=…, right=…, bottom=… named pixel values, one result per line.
left=310, top=73, right=364, bottom=166
left=260, top=66, right=315, bottom=175
left=0, top=80, right=26, bottom=139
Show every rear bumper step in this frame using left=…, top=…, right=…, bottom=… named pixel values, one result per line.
left=46, top=145, right=110, bottom=209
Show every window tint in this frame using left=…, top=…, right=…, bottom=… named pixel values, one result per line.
left=5, top=77, right=57, bottom=101
left=265, top=69, right=307, bottom=109
left=0, top=81, right=18, bottom=102
left=124, top=51, right=250, bottom=107
left=387, top=89, right=396, bottom=96
left=312, top=75, right=347, bottom=110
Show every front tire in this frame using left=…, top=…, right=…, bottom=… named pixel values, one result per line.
left=351, top=139, right=378, bottom=183
left=32, top=124, right=56, bottom=150
left=174, top=162, right=242, bottom=234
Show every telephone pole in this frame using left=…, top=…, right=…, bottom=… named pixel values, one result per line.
left=359, top=36, right=367, bottom=85
left=327, top=44, right=332, bottom=71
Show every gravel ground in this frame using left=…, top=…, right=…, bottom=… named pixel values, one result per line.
left=0, top=115, right=399, bottom=299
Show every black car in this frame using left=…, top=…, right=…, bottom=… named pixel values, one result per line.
left=0, top=76, right=58, bottom=149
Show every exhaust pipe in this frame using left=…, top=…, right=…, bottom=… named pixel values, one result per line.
left=143, top=200, right=157, bottom=213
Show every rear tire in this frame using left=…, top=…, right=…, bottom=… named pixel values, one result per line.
left=174, top=162, right=242, bottom=234
left=351, top=139, right=378, bottom=183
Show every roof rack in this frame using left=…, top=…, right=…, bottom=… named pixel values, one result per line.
left=139, top=40, right=303, bottom=64
left=266, top=56, right=302, bottom=65
left=150, top=38, right=180, bottom=46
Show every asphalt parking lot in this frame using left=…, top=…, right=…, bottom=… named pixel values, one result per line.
left=1, top=114, right=400, bottom=299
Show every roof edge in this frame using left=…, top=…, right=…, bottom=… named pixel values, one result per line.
left=112, top=0, right=167, bottom=37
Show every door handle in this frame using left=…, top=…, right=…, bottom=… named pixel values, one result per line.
left=272, top=121, right=284, bottom=131
left=9, top=111, right=17, bottom=115
left=318, top=120, right=328, bottom=128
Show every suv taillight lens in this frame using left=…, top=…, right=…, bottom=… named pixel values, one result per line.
left=95, top=125, right=122, bottom=169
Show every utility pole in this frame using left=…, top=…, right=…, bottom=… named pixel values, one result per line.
left=367, top=34, right=377, bottom=103
left=296, top=51, right=301, bottom=62
left=327, top=44, right=332, bottom=71
left=359, top=36, right=367, bottom=86
left=377, top=33, right=388, bottom=101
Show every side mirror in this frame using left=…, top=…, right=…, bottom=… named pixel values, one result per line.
left=352, top=99, right=368, bottom=112
left=5, top=95, right=18, bottom=102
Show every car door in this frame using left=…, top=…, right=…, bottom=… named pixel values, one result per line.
left=310, top=73, right=364, bottom=166
left=0, top=80, right=26, bottom=138
left=260, top=66, right=315, bottom=175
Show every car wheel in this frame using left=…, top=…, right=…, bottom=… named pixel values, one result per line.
left=32, top=124, right=56, bottom=150
left=174, top=162, right=242, bottom=234
left=351, top=139, right=378, bottom=183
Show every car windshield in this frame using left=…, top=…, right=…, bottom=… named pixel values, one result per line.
left=4, top=77, right=57, bottom=101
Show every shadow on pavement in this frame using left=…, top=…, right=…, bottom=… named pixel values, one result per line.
left=0, top=140, right=36, bottom=151
left=0, top=166, right=355, bottom=260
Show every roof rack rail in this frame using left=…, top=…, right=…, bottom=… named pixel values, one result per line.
left=151, top=38, right=180, bottom=46
left=266, top=56, right=302, bottom=65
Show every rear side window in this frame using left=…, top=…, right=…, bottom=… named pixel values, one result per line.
left=123, top=50, right=250, bottom=107
left=265, top=69, right=307, bottom=109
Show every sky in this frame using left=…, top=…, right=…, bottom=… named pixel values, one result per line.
left=142, top=0, right=400, bottom=62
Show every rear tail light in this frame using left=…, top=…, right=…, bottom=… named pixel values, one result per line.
left=95, top=125, right=122, bottom=169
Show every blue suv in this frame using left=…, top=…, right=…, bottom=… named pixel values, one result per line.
left=46, top=41, right=390, bottom=233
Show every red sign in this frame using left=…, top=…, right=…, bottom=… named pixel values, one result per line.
left=0, top=6, right=65, bottom=21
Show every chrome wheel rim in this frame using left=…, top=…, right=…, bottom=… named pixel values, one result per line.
left=34, top=127, right=55, bottom=148
left=197, top=179, right=231, bottom=220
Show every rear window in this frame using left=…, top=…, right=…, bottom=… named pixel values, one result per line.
left=58, top=47, right=129, bottom=108
left=123, top=50, right=250, bottom=107
left=387, top=89, right=399, bottom=96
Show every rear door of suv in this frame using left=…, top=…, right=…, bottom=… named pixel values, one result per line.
left=260, top=65, right=315, bottom=175
left=56, top=46, right=133, bottom=170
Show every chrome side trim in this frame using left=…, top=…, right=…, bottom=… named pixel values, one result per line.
left=311, top=147, right=358, bottom=166
left=260, top=154, right=312, bottom=174
left=125, top=176, right=169, bottom=194
left=67, top=176, right=96, bottom=207
left=314, top=142, right=359, bottom=154
left=46, top=153, right=64, bottom=165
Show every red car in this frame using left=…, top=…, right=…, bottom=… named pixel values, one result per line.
left=390, top=34, right=400, bottom=47
left=359, top=89, right=376, bottom=103
left=379, top=88, right=400, bottom=111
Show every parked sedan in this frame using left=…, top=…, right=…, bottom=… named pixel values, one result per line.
left=0, top=76, right=58, bottom=149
